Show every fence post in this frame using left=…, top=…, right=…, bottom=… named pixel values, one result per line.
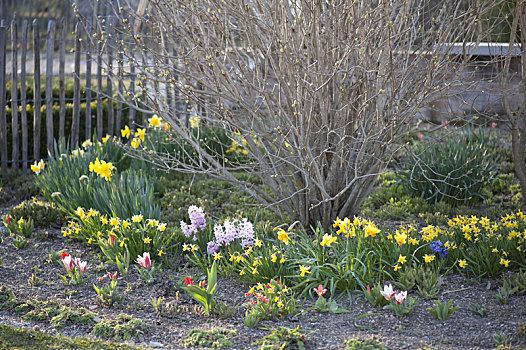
left=0, top=22, right=7, bottom=178
left=106, top=15, right=114, bottom=136
left=45, top=20, right=55, bottom=156
left=96, top=2, right=103, bottom=140
left=20, top=19, right=28, bottom=171
left=58, top=18, right=66, bottom=142
left=33, top=19, right=41, bottom=161
left=116, top=30, right=123, bottom=136
left=11, top=21, right=19, bottom=169
left=85, top=19, right=92, bottom=141
left=71, top=22, right=81, bottom=148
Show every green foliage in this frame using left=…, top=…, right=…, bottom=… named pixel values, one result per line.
left=91, top=313, right=146, bottom=341
left=159, top=174, right=281, bottom=226
left=493, top=331, right=513, bottom=348
left=8, top=198, right=65, bottom=228
left=181, top=261, right=218, bottom=315
left=12, top=235, right=29, bottom=250
left=0, top=169, right=39, bottom=203
left=93, top=273, right=122, bottom=307
left=383, top=296, right=417, bottom=317
left=511, top=269, right=526, bottom=295
left=344, top=338, right=387, bottom=350
left=468, top=302, right=486, bottom=317
left=396, top=127, right=499, bottom=206
left=363, top=284, right=390, bottom=308
left=184, top=328, right=236, bottom=349
left=313, top=294, right=349, bottom=314
left=253, top=327, right=306, bottom=350
left=427, top=299, right=458, bottom=320
left=35, top=139, right=160, bottom=220
left=0, top=324, right=143, bottom=350
left=414, top=267, right=440, bottom=299
left=495, top=279, right=518, bottom=305
left=0, top=286, right=20, bottom=310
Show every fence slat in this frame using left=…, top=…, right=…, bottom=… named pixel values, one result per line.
left=116, top=31, right=123, bottom=136
left=129, top=54, right=136, bottom=135
left=11, top=21, right=18, bottom=168
left=0, top=23, right=7, bottom=178
left=96, top=2, right=103, bottom=140
left=58, top=18, right=66, bottom=141
left=45, top=20, right=55, bottom=156
left=106, top=15, right=114, bottom=136
left=85, top=20, right=92, bottom=140
left=20, top=20, right=28, bottom=171
left=71, top=22, right=81, bottom=147
left=33, top=19, right=41, bottom=161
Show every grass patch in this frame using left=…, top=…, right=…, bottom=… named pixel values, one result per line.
left=0, top=324, right=143, bottom=350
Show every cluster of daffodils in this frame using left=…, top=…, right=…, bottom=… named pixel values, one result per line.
left=332, top=217, right=381, bottom=239
left=88, top=158, right=114, bottom=181
left=63, top=207, right=168, bottom=259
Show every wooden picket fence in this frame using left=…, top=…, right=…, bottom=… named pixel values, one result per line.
left=0, top=10, right=150, bottom=179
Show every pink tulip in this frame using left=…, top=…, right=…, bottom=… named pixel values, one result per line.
left=137, top=252, right=151, bottom=268
left=491, top=122, right=497, bottom=128
left=394, top=291, right=407, bottom=305
left=418, top=134, right=423, bottom=139
left=77, top=261, right=87, bottom=272
left=380, top=284, right=396, bottom=300
left=313, top=284, right=327, bottom=296
left=62, top=255, right=74, bottom=272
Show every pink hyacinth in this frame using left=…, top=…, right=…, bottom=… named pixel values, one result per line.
left=188, top=206, right=206, bottom=230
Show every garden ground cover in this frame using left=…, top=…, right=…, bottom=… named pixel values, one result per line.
left=0, top=125, right=525, bottom=350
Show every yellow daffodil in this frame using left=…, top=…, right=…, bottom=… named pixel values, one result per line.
left=131, top=137, right=140, bottom=149
left=299, top=265, right=311, bottom=277
left=158, top=250, right=164, bottom=256
left=213, top=252, right=223, bottom=261
left=254, top=238, right=262, bottom=247
left=135, top=128, right=146, bottom=141
left=398, top=255, right=407, bottom=264
left=423, top=254, right=435, bottom=263
left=280, top=256, right=286, bottom=264
left=30, top=160, right=45, bottom=175
left=183, top=243, right=190, bottom=251
left=458, top=259, right=467, bottom=268
left=144, top=237, right=152, bottom=244
left=393, top=264, right=401, bottom=271
left=132, top=215, right=143, bottom=223
left=122, top=220, right=130, bottom=229
left=157, top=223, right=167, bottom=231
left=149, top=115, right=162, bottom=128
left=271, top=253, right=277, bottom=263
left=320, top=233, right=338, bottom=247
left=394, top=231, right=407, bottom=245
left=276, top=228, right=291, bottom=245
left=121, top=125, right=131, bottom=139
left=364, top=223, right=380, bottom=238
left=500, top=258, right=510, bottom=267
left=101, top=134, right=111, bottom=143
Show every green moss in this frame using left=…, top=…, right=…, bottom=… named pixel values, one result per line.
left=8, top=198, right=65, bottom=228
left=344, top=338, right=387, bottom=350
left=0, top=324, right=143, bottom=349
left=185, top=328, right=236, bottom=349
left=92, top=314, right=146, bottom=342
left=253, top=327, right=306, bottom=350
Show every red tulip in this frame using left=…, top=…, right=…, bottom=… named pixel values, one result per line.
left=62, top=255, right=74, bottom=272
left=108, top=234, right=116, bottom=246
left=108, top=271, right=118, bottom=279
left=184, top=277, right=194, bottom=286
